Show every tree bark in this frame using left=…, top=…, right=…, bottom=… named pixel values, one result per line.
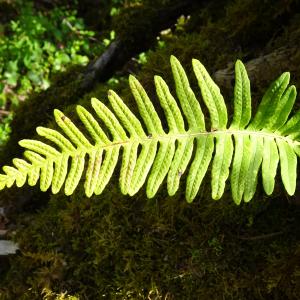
left=80, top=0, right=202, bottom=90
left=214, top=47, right=299, bottom=91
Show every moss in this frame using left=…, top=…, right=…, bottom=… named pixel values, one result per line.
left=0, top=184, right=299, bottom=299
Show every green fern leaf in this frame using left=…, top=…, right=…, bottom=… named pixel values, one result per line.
left=1, top=56, right=300, bottom=204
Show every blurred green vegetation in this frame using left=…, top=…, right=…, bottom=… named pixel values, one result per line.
left=0, top=0, right=106, bottom=146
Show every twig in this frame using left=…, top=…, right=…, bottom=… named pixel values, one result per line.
left=62, top=18, right=98, bottom=41
left=0, top=109, right=10, bottom=116
left=238, top=231, right=284, bottom=241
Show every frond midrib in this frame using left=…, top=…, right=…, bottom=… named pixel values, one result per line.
left=90, top=129, right=299, bottom=149
left=11, top=128, right=299, bottom=177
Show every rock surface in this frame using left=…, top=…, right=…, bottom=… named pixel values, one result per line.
left=0, top=240, right=18, bottom=255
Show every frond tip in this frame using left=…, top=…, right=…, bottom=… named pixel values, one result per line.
left=1, top=55, right=300, bottom=204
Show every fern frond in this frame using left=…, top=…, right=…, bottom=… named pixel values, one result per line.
left=1, top=55, right=300, bottom=204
